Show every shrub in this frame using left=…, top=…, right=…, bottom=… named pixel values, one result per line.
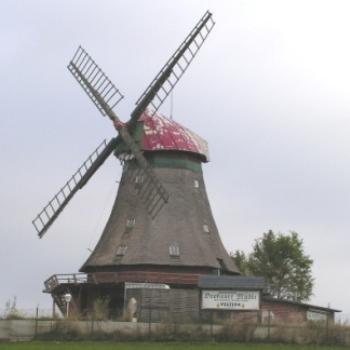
left=3, top=297, right=26, bottom=320
left=216, top=321, right=257, bottom=342
left=92, top=297, right=110, bottom=321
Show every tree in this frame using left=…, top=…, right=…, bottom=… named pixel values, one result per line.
left=232, top=230, right=314, bottom=302
left=231, top=250, right=251, bottom=276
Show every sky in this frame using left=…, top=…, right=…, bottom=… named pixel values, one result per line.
left=1, top=0, right=350, bottom=320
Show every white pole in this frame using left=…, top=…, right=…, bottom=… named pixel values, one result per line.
left=64, top=293, right=72, bottom=318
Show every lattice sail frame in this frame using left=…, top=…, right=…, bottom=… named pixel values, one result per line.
left=32, top=139, right=117, bottom=237
left=68, top=46, right=124, bottom=117
left=129, top=11, right=215, bottom=128
left=129, top=166, right=170, bottom=219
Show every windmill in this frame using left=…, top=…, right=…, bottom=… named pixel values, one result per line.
left=33, top=11, right=239, bottom=318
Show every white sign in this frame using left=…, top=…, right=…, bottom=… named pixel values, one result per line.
left=307, top=310, right=327, bottom=322
left=201, top=290, right=260, bottom=310
left=125, top=282, right=170, bottom=290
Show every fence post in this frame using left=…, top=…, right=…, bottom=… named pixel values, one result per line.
left=34, top=306, right=39, bottom=339
left=148, top=307, right=152, bottom=339
left=267, top=310, right=271, bottom=340
left=51, top=299, right=56, bottom=332
left=90, top=311, right=94, bottom=336
left=173, top=316, right=177, bottom=338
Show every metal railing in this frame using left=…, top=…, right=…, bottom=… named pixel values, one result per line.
left=44, top=273, right=88, bottom=293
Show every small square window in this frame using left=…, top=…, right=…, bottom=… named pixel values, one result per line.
left=169, top=244, right=180, bottom=257
left=116, top=245, right=127, bottom=256
left=203, top=224, right=210, bottom=233
left=194, top=180, right=199, bottom=188
left=126, top=218, right=136, bottom=229
left=135, top=175, right=144, bottom=189
left=135, top=175, right=144, bottom=183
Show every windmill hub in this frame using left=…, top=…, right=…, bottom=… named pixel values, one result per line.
left=113, top=119, right=126, bottom=130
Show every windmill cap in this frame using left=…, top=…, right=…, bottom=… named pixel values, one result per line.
left=136, top=110, right=210, bottom=162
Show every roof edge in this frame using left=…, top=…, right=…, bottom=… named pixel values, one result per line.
left=262, top=296, right=341, bottom=313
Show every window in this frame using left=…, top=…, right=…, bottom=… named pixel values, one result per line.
left=203, top=224, right=210, bottom=233
left=116, top=245, right=127, bottom=256
left=126, top=218, right=136, bottom=229
left=135, top=175, right=144, bottom=189
left=194, top=180, right=199, bottom=188
left=169, top=243, right=180, bottom=257
left=135, top=175, right=144, bottom=183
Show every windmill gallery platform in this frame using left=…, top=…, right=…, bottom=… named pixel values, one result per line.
left=33, top=11, right=339, bottom=324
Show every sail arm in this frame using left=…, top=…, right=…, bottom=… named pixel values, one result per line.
left=128, top=10, right=215, bottom=129
left=32, top=138, right=117, bottom=238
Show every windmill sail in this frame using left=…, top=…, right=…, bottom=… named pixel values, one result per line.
left=68, top=46, right=124, bottom=118
left=118, top=129, right=170, bottom=218
left=32, top=138, right=117, bottom=238
left=68, top=48, right=170, bottom=218
left=128, top=11, right=215, bottom=129
left=130, top=167, right=169, bottom=218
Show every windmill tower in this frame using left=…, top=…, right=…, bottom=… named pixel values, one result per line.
left=33, top=11, right=239, bottom=318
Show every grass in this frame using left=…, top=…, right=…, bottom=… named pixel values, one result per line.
left=0, top=342, right=346, bottom=350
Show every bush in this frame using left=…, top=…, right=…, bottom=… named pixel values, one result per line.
left=92, top=297, right=110, bottom=321
left=217, top=321, right=257, bottom=342
left=3, top=297, right=26, bottom=320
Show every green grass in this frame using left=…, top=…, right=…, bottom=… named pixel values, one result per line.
left=0, top=342, right=346, bottom=350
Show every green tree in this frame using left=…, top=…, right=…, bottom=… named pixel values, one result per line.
left=231, top=250, right=251, bottom=276
left=232, top=230, right=313, bottom=302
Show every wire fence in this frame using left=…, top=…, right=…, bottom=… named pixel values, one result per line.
left=337, top=312, right=350, bottom=324
left=0, top=306, right=350, bottom=345
left=0, top=308, right=55, bottom=320
left=0, top=315, right=349, bottom=345
left=0, top=305, right=347, bottom=325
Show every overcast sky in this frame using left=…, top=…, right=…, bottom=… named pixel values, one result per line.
left=1, top=0, right=350, bottom=320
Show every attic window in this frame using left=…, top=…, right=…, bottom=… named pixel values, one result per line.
left=169, top=243, right=180, bottom=257
left=194, top=180, right=199, bottom=188
left=116, top=245, right=127, bottom=256
left=126, top=218, right=136, bottom=229
left=135, top=175, right=144, bottom=189
left=203, top=224, right=210, bottom=233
